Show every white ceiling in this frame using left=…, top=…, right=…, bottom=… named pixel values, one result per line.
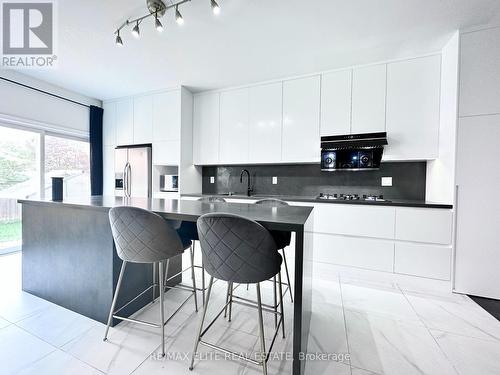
left=16, top=0, right=500, bottom=100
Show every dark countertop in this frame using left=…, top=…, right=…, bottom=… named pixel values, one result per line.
left=182, top=193, right=453, bottom=209
left=18, top=196, right=313, bottom=231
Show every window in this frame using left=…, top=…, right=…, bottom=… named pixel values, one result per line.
left=0, top=126, right=41, bottom=253
left=0, top=124, right=90, bottom=254
left=44, top=135, right=90, bottom=198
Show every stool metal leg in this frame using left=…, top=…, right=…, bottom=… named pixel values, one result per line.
left=224, top=282, right=231, bottom=318
left=278, top=271, right=285, bottom=339
left=256, top=283, right=268, bottom=375
left=189, top=244, right=199, bottom=312
left=228, top=282, right=233, bottom=322
left=152, top=262, right=157, bottom=303
left=273, top=276, right=278, bottom=328
left=189, top=275, right=215, bottom=371
left=159, top=261, right=166, bottom=357
left=103, top=261, right=127, bottom=341
left=281, top=249, right=293, bottom=303
left=196, top=241, right=206, bottom=305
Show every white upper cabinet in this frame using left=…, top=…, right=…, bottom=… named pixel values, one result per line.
left=102, top=102, right=116, bottom=146
left=351, top=64, right=387, bottom=134
left=248, top=82, right=283, bottom=163
left=133, top=95, right=153, bottom=144
left=219, top=88, right=249, bottom=163
left=152, top=90, right=181, bottom=165
left=384, top=55, right=441, bottom=160
left=320, top=69, right=352, bottom=136
left=115, top=98, right=134, bottom=146
left=459, top=28, right=500, bottom=117
left=193, top=92, right=220, bottom=165
left=282, top=76, right=321, bottom=162
left=153, top=90, right=181, bottom=141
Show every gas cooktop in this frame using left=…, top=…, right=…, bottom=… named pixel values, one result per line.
left=316, top=193, right=390, bottom=202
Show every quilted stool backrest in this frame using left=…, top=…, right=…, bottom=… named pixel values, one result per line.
left=197, top=213, right=281, bottom=284
left=109, top=206, right=184, bottom=263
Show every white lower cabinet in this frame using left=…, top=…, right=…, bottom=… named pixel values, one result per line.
left=314, top=233, right=394, bottom=272
left=394, top=242, right=452, bottom=280
left=313, top=203, right=395, bottom=239
left=395, top=207, right=453, bottom=245
left=179, top=197, right=453, bottom=282
left=292, top=201, right=453, bottom=282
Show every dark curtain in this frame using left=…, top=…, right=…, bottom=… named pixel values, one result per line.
left=89, top=105, right=104, bottom=196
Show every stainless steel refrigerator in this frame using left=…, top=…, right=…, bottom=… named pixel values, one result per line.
left=114, top=145, right=152, bottom=198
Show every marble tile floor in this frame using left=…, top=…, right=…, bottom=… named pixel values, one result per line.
left=2, top=252, right=500, bottom=375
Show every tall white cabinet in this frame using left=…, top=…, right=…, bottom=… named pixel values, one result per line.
left=454, top=27, right=500, bottom=299
left=320, top=69, right=352, bottom=136
left=103, top=87, right=200, bottom=197
left=115, top=99, right=134, bottom=145
left=193, top=92, right=220, bottom=165
left=219, top=88, right=249, bottom=163
left=384, top=55, right=441, bottom=160
left=351, top=64, right=386, bottom=134
left=282, top=76, right=321, bottom=162
left=191, top=53, right=443, bottom=165
left=133, top=95, right=153, bottom=145
left=152, top=90, right=181, bottom=165
left=248, top=82, right=283, bottom=163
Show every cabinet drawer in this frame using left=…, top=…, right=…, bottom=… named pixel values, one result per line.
left=313, top=203, right=395, bottom=239
left=395, top=208, right=453, bottom=244
left=394, top=242, right=451, bottom=280
left=313, top=233, right=394, bottom=272
left=153, top=141, right=180, bottom=165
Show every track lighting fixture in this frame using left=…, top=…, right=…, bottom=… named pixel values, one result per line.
left=155, top=12, right=164, bottom=32
left=175, top=5, right=184, bottom=25
left=114, top=0, right=221, bottom=46
left=211, top=0, right=220, bottom=14
left=115, top=31, right=123, bottom=46
left=131, top=21, right=140, bottom=38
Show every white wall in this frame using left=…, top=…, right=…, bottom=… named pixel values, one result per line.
left=426, top=32, right=459, bottom=204
left=0, top=70, right=101, bottom=137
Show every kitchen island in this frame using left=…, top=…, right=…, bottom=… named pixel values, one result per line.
left=18, top=196, right=314, bottom=375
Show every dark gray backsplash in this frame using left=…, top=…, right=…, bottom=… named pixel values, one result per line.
left=202, top=162, right=427, bottom=200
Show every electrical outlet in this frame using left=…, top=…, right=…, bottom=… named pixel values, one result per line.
left=210, top=176, right=215, bottom=184
left=381, top=177, right=392, bottom=187
left=272, top=176, right=278, bottom=185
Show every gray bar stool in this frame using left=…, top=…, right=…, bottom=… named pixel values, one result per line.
left=255, top=198, right=294, bottom=302
left=104, top=206, right=198, bottom=357
left=190, top=213, right=285, bottom=375
left=176, top=196, right=227, bottom=305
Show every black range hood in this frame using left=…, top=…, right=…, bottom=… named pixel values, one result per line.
left=320, top=132, right=388, bottom=171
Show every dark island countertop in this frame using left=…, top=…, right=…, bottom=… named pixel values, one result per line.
left=18, top=196, right=314, bottom=231
left=182, top=193, right=453, bottom=209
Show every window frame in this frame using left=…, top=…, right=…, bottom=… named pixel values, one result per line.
left=0, top=122, right=89, bottom=199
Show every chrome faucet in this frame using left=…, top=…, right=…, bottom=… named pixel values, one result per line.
left=240, top=169, right=253, bottom=197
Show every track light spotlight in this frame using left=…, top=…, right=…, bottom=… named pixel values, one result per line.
left=155, top=13, right=163, bottom=32
left=115, top=31, right=123, bottom=46
left=210, top=0, right=220, bottom=15
left=131, top=21, right=140, bottom=38
left=175, top=5, right=184, bottom=25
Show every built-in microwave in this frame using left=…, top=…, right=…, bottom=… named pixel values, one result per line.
left=320, top=132, right=387, bottom=171
left=160, top=175, right=179, bottom=192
